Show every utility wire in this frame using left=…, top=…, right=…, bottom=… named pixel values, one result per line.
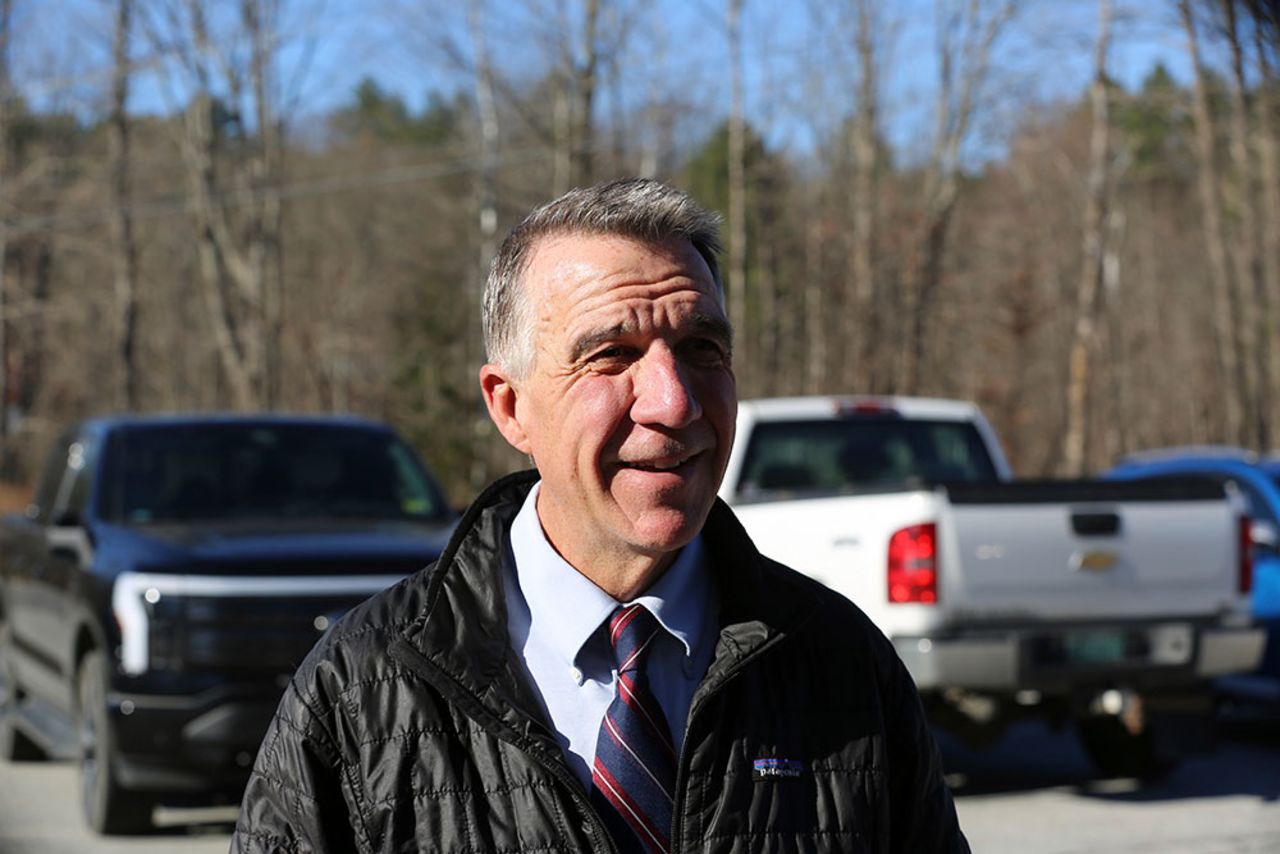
left=1, top=144, right=559, bottom=237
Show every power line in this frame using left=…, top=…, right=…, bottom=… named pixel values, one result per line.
left=2, top=144, right=558, bottom=237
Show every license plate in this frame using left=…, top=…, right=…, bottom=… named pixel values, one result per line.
left=1063, top=631, right=1127, bottom=664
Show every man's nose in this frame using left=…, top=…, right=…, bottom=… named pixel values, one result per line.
left=631, top=345, right=703, bottom=428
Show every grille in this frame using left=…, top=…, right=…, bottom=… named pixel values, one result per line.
left=150, top=593, right=375, bottom=673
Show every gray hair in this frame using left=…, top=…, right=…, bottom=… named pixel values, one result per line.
left=482, top=178, right=724, bottom=378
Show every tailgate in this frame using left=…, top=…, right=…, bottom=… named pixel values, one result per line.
left=941, top=479, right=1243, bottom=621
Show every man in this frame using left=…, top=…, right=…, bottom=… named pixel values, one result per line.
left=232, top=178, right=968, bottom=853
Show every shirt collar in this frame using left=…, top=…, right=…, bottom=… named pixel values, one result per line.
left=509, top=481, right=712, bottom=669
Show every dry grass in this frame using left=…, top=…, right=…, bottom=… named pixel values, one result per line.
left=0, top=482, right=32, bottom=515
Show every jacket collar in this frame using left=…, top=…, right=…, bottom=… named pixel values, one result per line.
left=398, top=471, right=823, bottom=742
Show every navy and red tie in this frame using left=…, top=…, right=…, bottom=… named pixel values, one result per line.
left=590, top=604, right=677, bottom=854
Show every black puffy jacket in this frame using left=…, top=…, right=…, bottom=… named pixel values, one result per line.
left=232, top=472, right=969, bottom=853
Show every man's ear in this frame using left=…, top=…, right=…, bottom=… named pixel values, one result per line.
left=480, top=363, right=532, bottom=454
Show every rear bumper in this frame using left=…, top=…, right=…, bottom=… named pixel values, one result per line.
left=893, top=618, right=1267, bottom=693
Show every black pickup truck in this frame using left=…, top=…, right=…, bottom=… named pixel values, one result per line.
left=0, top=415, right=455, bottom=833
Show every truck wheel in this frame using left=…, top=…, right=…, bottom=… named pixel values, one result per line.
left=0, top=619, right=45, bottom=762
left=77, top=650, right=153, bottom=834
left=1075, top=715, right=1174, bottom=780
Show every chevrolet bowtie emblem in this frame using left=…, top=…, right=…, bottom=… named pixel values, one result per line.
left=1073, top=550, right=1119, bottom=572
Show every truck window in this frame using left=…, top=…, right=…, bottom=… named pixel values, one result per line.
left=737, top=417, right=999, bottom=497
left=102, top=423, right=450, bottom=524
left=30, top=435, right=75, bottom=523
left=58, top=439, right=99, bottom=524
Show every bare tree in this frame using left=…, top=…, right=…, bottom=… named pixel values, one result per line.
left=727, top=0, right=747, bottom=354
left=573, top=0, right=601, bottom=185
left=1181, top=0, right=1246, bottom=443
left=470, top=0, right=501, bottom=489
left=898, top=0, right=1016, bottom=394
left=142, top=0, right=290, bottom=411
left=1250, top=0, right=1280, bottom=434
left=1061, top=0, right=1114, bottom=476
left=108, top=0, right=141, bottom=411
left=0, top=0, right=10, bottom=453
left=544, top=0, right=604, bottom=193
left=243, top=0, right=285, bottom=409
left=848, top=0, right=882, bottom=392
left=803, top=201, right=827, bottom=394
left=1221, top=0, right=1271, bottom=447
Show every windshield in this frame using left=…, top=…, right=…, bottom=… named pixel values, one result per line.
left=736, top=416, right=999, bottom=498
left=103, top=423, right=450, bottom=524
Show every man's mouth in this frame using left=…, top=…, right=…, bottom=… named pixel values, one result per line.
left=620, top=453, right=698, bottom=472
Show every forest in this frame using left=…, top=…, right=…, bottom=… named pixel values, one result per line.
left=0, top=0, right=1278, bottom=504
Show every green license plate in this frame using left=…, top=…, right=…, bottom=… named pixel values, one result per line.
left=1063, top=631, right=1127, bottom=664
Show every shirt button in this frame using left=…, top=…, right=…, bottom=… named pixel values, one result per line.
left=571, top=667, right=584, bottom=684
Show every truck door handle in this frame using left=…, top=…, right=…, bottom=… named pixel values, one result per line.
left=1072, top=511, right=1121, bottom=537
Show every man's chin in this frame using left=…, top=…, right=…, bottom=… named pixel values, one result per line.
left=625, top=505, right=711, bottom=555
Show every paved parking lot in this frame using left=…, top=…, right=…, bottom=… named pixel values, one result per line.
left=0, top=721, right=1277, bottom=853
left=944, top=720, right=1280, bottom=853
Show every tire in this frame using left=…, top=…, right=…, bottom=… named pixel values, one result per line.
left=0, top=618, right=45, bottom=762
left=76, top=650, right=153, bottom=834
left=1076, top=715, right=1174, bottom=780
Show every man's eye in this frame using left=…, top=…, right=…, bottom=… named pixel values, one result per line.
left=684, top=338, right=727, bottom=362
left=588, top=346, right=636, bottom=368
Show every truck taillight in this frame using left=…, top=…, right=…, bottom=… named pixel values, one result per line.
left=1240, top=516, right=1254, bottom=596
left=888, top=523, right=938, bottom=603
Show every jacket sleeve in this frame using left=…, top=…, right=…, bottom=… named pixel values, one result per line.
left=883, top=648, right=971, bottom=854
left=231, top=677, right=367, bottom=854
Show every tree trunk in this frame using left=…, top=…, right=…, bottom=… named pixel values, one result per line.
left=1061, top=0, right=1113, bottom=477
left=181, top=89, right=257, bottom=408
left=470, top=0, right=500, bottom=490
left=900, top=0, right=1015, bottom=394
left=573, top=0, right=600, bottom=186
left=849, top=0, right=880, bottom=392
left=1254, top=4, right=1280, bottom=436
left=109, top=0, right=141, bottom=412
left=727, top=0, right=748, bottom=367
left=0, top=0, right=11, bottom=449
left=552, top=81, right=571, bottom=195
left=804, top=216, right=826, bottom=393
left=1223, top=0, right=1270, bottom=448
left=151, top=0, right=294, bottom=411
left=243, top=0, right=284, bottom=410
left=1181, top=0, right=1246, bottom=444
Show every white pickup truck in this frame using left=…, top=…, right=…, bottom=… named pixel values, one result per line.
left=722, top=395, right=1267, bottom=776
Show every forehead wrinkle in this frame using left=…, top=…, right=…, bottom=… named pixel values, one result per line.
left=566, top=305, right=731, bottom=366
left=525, top=234, right=724, bottom=367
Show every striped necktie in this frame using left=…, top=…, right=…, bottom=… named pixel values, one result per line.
left=590, top=604, right=677, bottom=854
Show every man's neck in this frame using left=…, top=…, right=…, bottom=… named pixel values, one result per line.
left=532, top=486, right=684, bottom=601
left=544, top=535, right=676, bottom=602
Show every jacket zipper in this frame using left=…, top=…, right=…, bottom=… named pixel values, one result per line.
left=670, top=628, right=793, bottom=853
left=388, top=638, right=619, bottom=854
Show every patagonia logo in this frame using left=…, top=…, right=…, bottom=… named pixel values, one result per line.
left=753, top=757, right=804, bottom=780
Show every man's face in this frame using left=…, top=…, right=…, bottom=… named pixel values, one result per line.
left=487, top=233, right=736, bottom=572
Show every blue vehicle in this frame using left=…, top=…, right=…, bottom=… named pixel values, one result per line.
left=1106, top=447, right=1280, bottom=687
left=0, top=415, right=456, bottom=833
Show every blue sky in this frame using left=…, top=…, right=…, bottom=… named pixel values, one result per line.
left=30, top=0, right=1197, bottom=161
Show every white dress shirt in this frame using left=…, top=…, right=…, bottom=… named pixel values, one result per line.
left=503, top=481, right=718, bottom=790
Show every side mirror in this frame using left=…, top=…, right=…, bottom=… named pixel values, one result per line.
left=45, top=524, right=94, bottom=567
left=1251, top=520, right=1279, bottom=555
left=50, top=508, right=81, bottom=528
